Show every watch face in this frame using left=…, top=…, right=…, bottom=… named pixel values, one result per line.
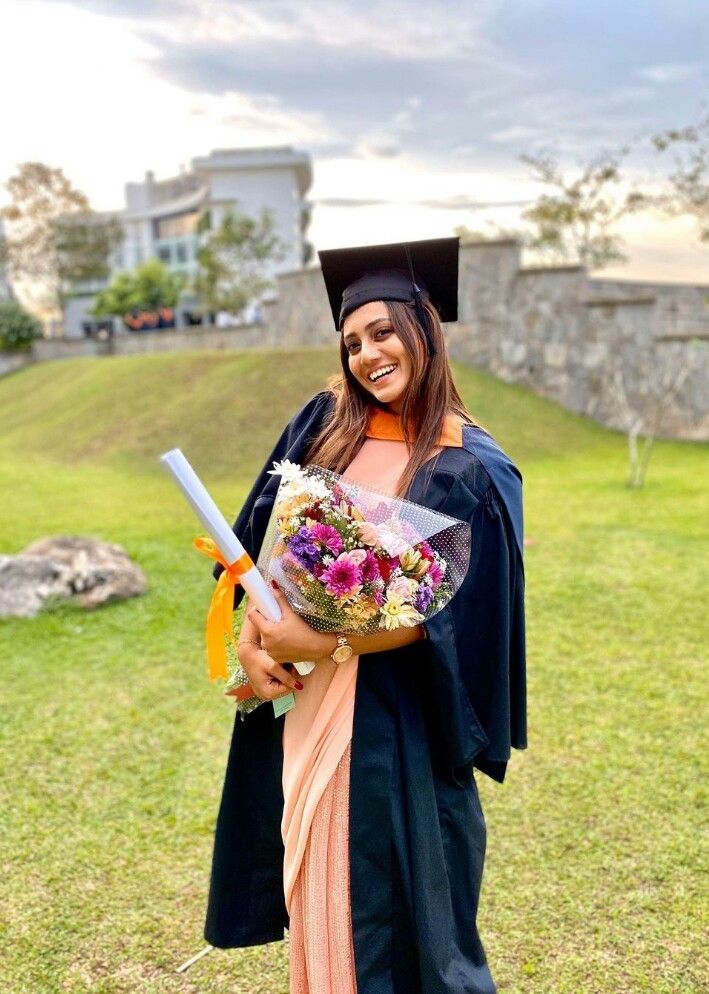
left=332, top=644, right=353, bottom=663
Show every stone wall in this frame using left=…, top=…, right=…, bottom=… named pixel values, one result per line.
left=9, top=240, right=709, bottom=440
left=32, top=325, right=268, bottom=361
left=449, top=246, right=709, bottom=441
left=0, top=351, right=34, bottom=377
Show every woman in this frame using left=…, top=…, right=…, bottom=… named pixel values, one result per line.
left=205, top=237, right=527, bottom=994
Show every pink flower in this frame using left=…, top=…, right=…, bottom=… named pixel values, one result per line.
left=311, top=523, right=343, bottom=555
left=427, top=560, right=445, bottom=589
left=389, top=576, right=416, bottom=601
left=346, top=548, right=367, bottom=565
left=321, top=554, right=363, bottom=598
left=357, top=522, right=380, bottom=546
left=361, top=550, right=380, bottom=583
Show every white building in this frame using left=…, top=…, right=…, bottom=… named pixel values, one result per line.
left=64, top=145, right=312, bottom=338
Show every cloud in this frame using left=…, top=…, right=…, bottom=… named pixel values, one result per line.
left=636, top=62, right=702, bottom=84
left=44, top=0, right=534, bottom=166
left=69, top=0, right=512, bottom=63
left=187, top=91, right=339, bottom=147
left=44, top=0, right=709, bottom=176
left=9, top=0, right=709, bottom=280
left=351, top=97, right=425, bottom=159
left=418, top=195, right=531, bottom=210
left=490, top=126, right=545, bottom=145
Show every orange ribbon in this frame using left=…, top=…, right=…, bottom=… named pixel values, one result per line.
left=193, top=536, right=255, bottom=681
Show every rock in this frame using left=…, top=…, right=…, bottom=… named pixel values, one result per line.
left=0, top=553, right=71, bottom=618
left=0, top=536, right=147, bottom=618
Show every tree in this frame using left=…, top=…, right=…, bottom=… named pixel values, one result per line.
left=650, top=114, right=708, bottom=243
left=194, top=207, right=285, bottom=316
left=519, top=149, right=648, bottom=269
left=54, top=213, right=124, bottom=289
left=92, top=259, right=184, bottom=318
left=0, top=163, right=90, bottom=316
left=0, top=300, right=42, bottom=351
left=605, top=339, right=706, bottom=488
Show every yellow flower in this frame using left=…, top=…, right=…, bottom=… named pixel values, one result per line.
left=344, top=598, right=380, bottom=625
left=278, top=493, right=310, bottom=517
left=381, top=593, right=425, bottom=630
left=399, top=548, right=421, bottom=573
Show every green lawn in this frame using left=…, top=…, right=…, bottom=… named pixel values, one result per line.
left=1, top=350, right=707, bottom=993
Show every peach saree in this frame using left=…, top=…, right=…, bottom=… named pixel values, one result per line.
left=280, top=435, right=415, bottom=993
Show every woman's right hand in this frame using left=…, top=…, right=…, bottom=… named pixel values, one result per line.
left=237, top=642, right=304, bottom=701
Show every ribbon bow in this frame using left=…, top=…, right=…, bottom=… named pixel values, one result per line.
left=192, top=536, right=255, bottom=680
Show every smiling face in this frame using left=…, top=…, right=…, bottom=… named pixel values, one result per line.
left=341, top=300, right=414, bottom=414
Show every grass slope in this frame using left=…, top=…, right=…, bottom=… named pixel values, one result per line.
left=1, top=351, right=707, bottom=994
left=0, top=348, right=611, bottom=478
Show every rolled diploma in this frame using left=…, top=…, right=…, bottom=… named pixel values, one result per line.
left=159, top=447, right=315, bottom=676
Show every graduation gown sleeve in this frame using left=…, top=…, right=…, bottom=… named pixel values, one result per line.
left=419, top=429, right=527, bottom=784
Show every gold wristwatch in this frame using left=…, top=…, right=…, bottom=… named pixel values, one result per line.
left=330, top=634, right=354, bottom=664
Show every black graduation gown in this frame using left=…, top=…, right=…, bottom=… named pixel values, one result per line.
left=204, top=390, right=527, bottom=994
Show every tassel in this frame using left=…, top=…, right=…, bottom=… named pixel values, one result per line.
left=405, top=245, right=436, bottom=357
left=412, top=282, right=436, bottom=358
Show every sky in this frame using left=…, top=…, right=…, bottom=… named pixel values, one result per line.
left=0, top=0, right=707, bottom=281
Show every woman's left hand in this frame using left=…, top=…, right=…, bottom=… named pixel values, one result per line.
left=246, top=582, right=331, bottom=665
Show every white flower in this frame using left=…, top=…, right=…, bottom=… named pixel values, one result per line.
left=267, top=459, right=304, bottom=484
left=302, top=476, right=331, bottom=501
left=377, top=525, right=410, bottom=558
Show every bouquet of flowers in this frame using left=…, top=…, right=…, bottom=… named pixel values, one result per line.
left=226, top=459, right=471, bottom=718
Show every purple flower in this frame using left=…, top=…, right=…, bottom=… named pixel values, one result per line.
left=414, top=584, right=434, bottom=614
left=360, top=550, right=380, bottom=583
left=321, top=556, right=362, bottom=597
left=289, top=527, right=320, bottom=567
left=311, top=523, right=343, bottom=555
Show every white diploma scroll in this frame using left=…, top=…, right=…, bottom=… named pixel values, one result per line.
left=159, top=447, right=315, bottom=676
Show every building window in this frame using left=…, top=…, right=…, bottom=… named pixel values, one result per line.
left=158, top=245, right=172, bottom=263
left=154, top=211, right=200, bottom=239
left=175, top=243, right=188, bottom=264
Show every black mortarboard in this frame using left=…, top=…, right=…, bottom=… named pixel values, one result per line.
left=318, top=236, right=459, bottom=357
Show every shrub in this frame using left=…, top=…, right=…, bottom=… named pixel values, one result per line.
left=92, top=259, right=184, bottom=317
left=0, top=300, right=42, bottom=351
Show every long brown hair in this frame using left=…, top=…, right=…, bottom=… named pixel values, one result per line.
left=304, top=296, right=480, bottom=498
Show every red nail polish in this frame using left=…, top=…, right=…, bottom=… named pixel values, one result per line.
left=271, top=579, right=279, bottom=589
left=295, top=681, right=304, bottom=690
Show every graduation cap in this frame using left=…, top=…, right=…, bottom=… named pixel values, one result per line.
left=318, top=236, right=460, bottom=358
